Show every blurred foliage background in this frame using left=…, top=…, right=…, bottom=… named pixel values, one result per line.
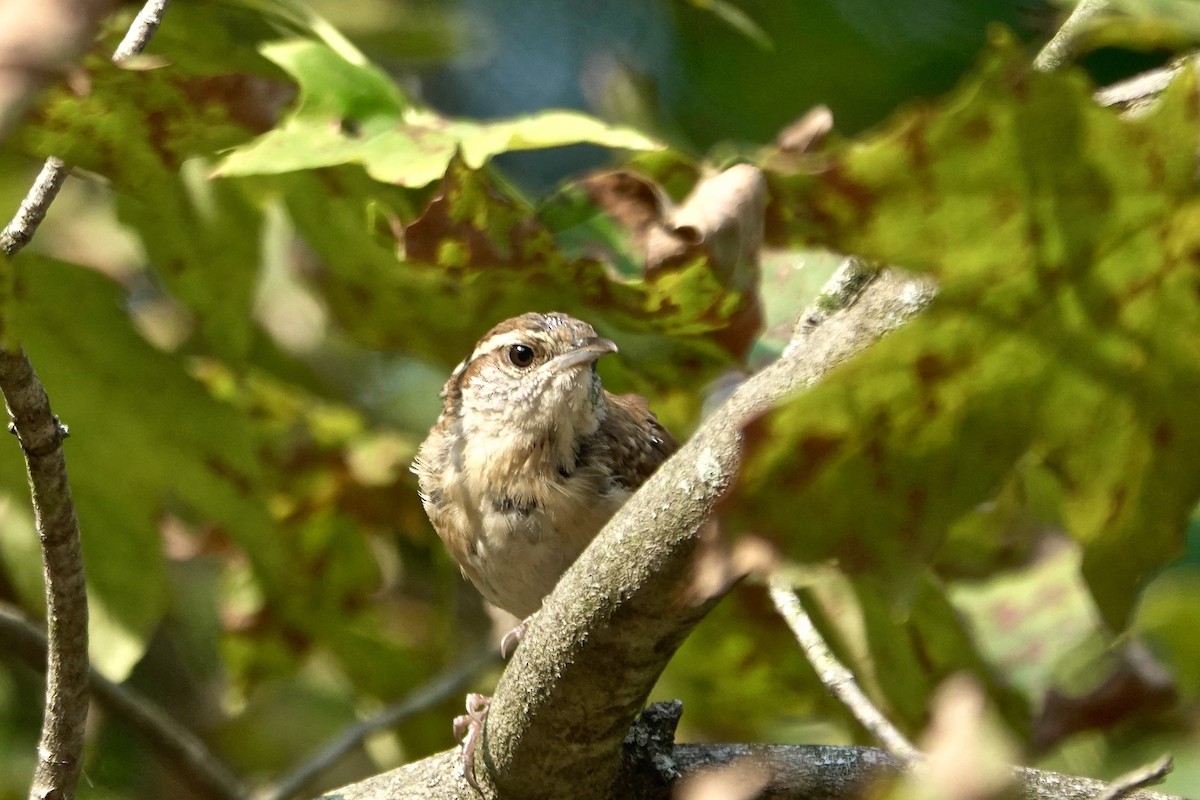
left=1, top=0, right=1199, bottom=798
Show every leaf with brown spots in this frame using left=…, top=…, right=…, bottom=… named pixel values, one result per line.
left=288, top=158, right=761, bottom=411
left=735, top=35, right=1200, bottom=629
left=15, top=54, right=272, bottom=358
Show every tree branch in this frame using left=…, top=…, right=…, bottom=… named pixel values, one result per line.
left=0, top=0, right=172, bottom=257
left=0, top=603, right=246, bottom=800
left=0, top=157, right=68, bottom=257
left=321, top=742, right=1185, bottom=800
left=326, top=263, right=936, bottom=800
left=309, top=218, right=1177, bottom=800
left=0, top=4, right=175, bottom=798
left=111, top=0, right=170, bottom=62
left=0, top=351, right=88, bottom=800
left=767, top=580, right=921, bottom=765
left=1094, top=58, right=1193, bottom=119
left=1095, top=756, right=1173, bottom=800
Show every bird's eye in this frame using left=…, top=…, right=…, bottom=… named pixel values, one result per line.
left=507, top=344, right=536, bottom=368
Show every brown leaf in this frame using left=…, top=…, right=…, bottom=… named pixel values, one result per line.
left=583, top=170, right=672, bottom=239
left=404, top=156, right=543, bottom=268
left=583, top=165, right=767, bottom=357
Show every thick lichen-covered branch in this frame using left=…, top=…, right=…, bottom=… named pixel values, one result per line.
left=324, top=264, right=937, bottom=800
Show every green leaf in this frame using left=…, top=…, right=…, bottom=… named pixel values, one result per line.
left=128, top=0, right=296, bottom=77
left=754, top=249, right=842, bottom=362
left=1107, top=0, right=1200, bottom=35
left=18, top=57, right=266, bottom=358
left=227, top=0, right=374, bottom=66
left=0, top=256, right=281, bottom=678
left=20, top=57, right=254, bottom=181
left=824, top=574, right=1028, bottom=735
left=114, top=171, right=265, bottom=360
left=741, top=36, right=1200, bottom=629
left=215, top=39, right=663, bottom=187
left=185, top=356, right=442, bottom=693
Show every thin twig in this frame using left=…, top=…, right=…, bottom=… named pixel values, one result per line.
left=0, top=0, right=173, bottom=257
left=1094, top=60, right=1187, bottom=119
left=112, top=0, right=171, bottom=61
left=259, top=647, right=499, bottom=800
left=1095, top=755, right=1173, bottom=800
left=0, top=4, right=176, bottom=798
left=767, top=579, right=922, bottom=766
left=0, top=351, right=89, bottom=800
left=0, top=158, right=68, bottom=257
left=1034, top=0, right=1109, bottom=73
left=0, top=604, right=246, bottom=800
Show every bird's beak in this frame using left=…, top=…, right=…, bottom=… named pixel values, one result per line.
left=546, top=337, right=619, bottom=372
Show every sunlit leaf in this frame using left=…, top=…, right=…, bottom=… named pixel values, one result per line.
left=215, top=39, right=662, bottom=187
left=951, top=544, right=1103, bottom=702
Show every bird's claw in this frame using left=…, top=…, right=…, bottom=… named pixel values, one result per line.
left=454, top=692, right=492, bottom=792
left=500, top=612, right=537, bottom=659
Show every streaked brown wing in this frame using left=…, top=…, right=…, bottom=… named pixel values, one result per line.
left=601, top=392, right=679, bottom=490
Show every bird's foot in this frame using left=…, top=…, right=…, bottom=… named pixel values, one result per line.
left=500, top=612, right=537, bottom=659
left=453, top=692, right=492, bottom=792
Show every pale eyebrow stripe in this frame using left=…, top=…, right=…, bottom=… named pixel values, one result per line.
left=469, top=331, right=534, bottom=362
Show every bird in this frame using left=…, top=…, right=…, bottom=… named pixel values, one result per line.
left=412, top=311, right=677, bottom=790
left=414, top=311, right=677, bottom=619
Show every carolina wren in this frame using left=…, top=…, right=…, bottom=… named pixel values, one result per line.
left=413, top=311, right=678, bottom=620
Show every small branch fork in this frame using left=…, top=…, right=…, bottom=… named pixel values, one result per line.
left=767, top=579, right=921, bottom=766
left=1095, top=756, right=1174, bottom=800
